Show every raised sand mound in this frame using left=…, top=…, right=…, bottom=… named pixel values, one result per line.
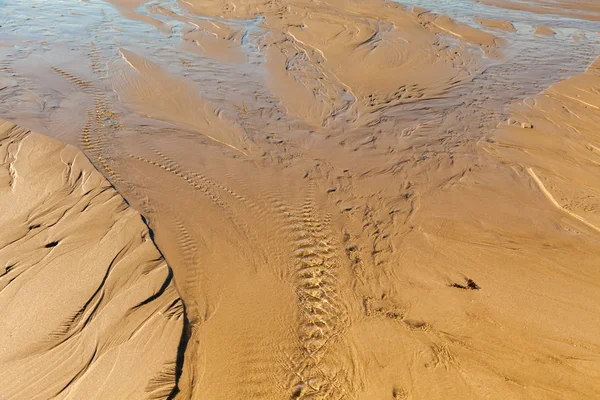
left=0, top=120, right=183, bottom=399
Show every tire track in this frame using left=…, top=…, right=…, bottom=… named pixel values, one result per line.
left=155, top=170, right=287, bottom=400
left=127, top=144, right=267, bottom=250
left=89, top=41, right=105, bottom=77
left=127, top=154, right=232, bottom=219
left=0, top=60, right=25, bottom=87
left=168, top=213, right=203, bottom=324
left=230, top=335, right=289, bottom=399
left=0, top=52, right=33, bottom=106
left=51, top=66, right=122, bottom=184
left=151, top=147, right=252, bottom=206
left=269, top=182, right=350, bottom=399
left=53, top=60, right=160, bottom=249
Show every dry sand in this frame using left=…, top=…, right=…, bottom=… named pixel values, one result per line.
left=0, top=120, right=183, bottom=399
left=0, top=0, right=600, bottom=398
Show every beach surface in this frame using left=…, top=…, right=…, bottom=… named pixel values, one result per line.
left=0, top=0, right=599, bottom=398
left=0, top=120, right=183, bottom=399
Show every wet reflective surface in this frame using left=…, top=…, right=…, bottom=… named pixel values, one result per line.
left=0, top=0, right=272, bottom=142
left=390, top=0, right=600, bottom=137
left=1, top=0, right=598, bottom=133
left=2, top=2, right=600, bottom=399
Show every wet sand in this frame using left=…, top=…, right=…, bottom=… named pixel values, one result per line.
left=535, top=25, right=556, bottom=35
left=475, top=17, right=517, bottom=32
left=474, top=0, right=600, bottom=22
left=0, top=0, right=600, bottom=399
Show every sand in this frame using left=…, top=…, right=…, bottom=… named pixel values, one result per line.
left=491, top=57, right=600, bottom=233
left=103, top=0, right=172, bottom=33
left=0, top=120, right=183, bottom=399
left=113, top=48, right=253, bottom=154
left=1, top=0, right=600, bottom=398
left=475, top=17, right=517, bottom=32
left=474, top=0, right=600, bottom=22
left=535, top=25, right=556, bottom=35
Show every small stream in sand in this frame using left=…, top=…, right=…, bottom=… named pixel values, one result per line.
left=1, top=0, right=599, bottom=261
left=1, top=2, right=600, bottom=399
left=0, top=0, right=272, bottom=142
left=394, top=0, right=600, bottom=89
left=386, top=0, right=600, bottom=143
left=0, top=0, right=598, bottom=139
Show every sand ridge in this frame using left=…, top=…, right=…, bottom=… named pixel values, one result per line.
left=0, top=120, right=184, bottom=399
left=171, top=0, right=495, bottom=128
left=0, top=0, right=599, bottom=398
left=113, top=48, right=254, bottom=155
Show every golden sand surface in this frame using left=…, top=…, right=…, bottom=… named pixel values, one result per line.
left=0, top=0, right=599, bottom=398
left=0, top=120, right=183, bottom=399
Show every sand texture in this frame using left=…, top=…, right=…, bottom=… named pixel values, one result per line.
left=474, top=0, right=600, bottom=22
left=0, top=120, right=183, bottom=399
left=535, top=25, right=556, bottom=35
left=0, top=0, right=599, bottom=398
left=491, top=57, right=600, bottom=233
left=474, top=17, right=516, bottom=32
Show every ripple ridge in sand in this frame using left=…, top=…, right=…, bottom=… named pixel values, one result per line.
left=0, top=120, right=183, bottom=400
